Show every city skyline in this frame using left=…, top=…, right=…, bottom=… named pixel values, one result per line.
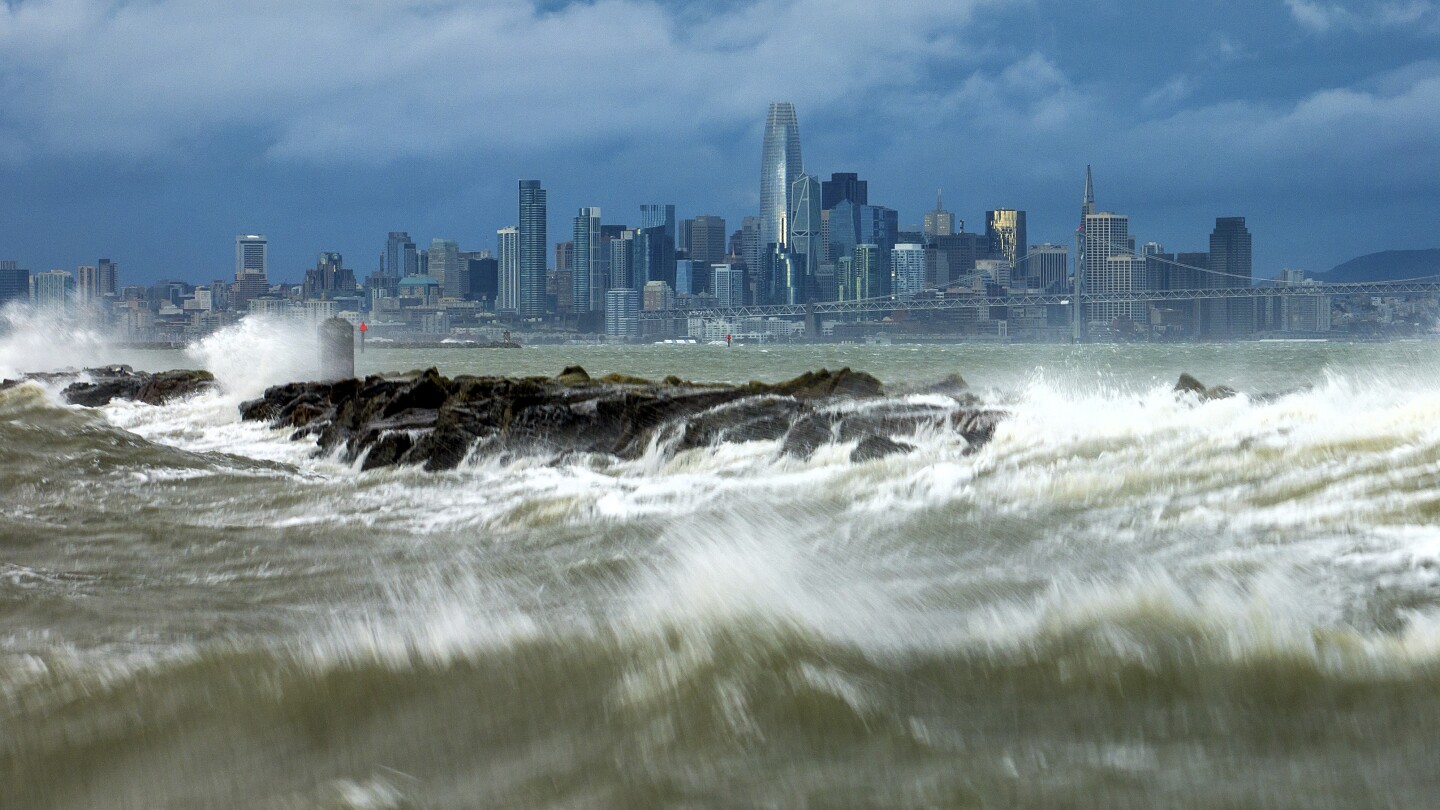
left=3, top=1, right=1440, bottom=283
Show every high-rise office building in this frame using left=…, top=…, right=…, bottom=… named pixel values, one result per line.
left=759, top=102, right=803, bottom=253
left=460, top=251, right=498, bottom=305
left=640, top=204, right=676, bottom=240
left=821, top=172, right=868, bottom=211
left=429, top=239, right=462, bottom=299
left=302, top=252, right=356, bottom=300
left=0, top=261, right=29, bottom=305
left=232, top=234, right=270, bottom=311
left=642, top=280, right=675, bottom=312
left=683, top=216, right=727, bottom=275
left=790, top=174, right=821, bottom=287
left=572, top=207, right=603, bottom=313
left=30, top=269, right=73, bottom=311
left=518, top=180, right=547, bottom=318
left=1207, top=216, right=1254, bottom=336
left=924, top=192, right=955, bottom=240
left=75, top=265, right=98, bottom=306
left=853, top=244, right=884, bottom=301
left=605, top=288, right=640, bottom=338
left=637, top=204, right=677, bottom=290
left=235, top=235, right=268, bottom=278
left=828, top=200, right=861, bottom=268
left=1082, top=211, right=1132, bottom=324
left=739, top=216, right=761, bottom=275
left=859, top=205, right=899, bottom=296
left=675, top=260, right=695, bottom=295
left=1209, top=217, right=1252, bottom=284
left=384, top=232, right=417, bottom=279
left=712, top=264, right=745, bottom=309
left=891, top=243, right=926, bottom=299
left=986, top=209, right=1028, bottom=278
left=97, top=259, right=118, bottom=298
left=497, top=226, right=520, bottom=312
left=1028, top=244, right=1069, bottom=292
left=609, top=230, right=635, bottom=292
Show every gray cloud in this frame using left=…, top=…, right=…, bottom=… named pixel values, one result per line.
left=1284, top=0, right=1439, bottom=32
left=0, top=0, right=1012, bottom=164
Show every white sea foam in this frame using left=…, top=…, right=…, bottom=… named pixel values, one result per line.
left=0, top=303, right=115, bottom=379
left=185, top=314, right=322, bottom=402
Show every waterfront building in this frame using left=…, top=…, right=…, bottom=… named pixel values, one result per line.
left=518, top=180, right=547, bottom=318
left=891, top=243, right=926, bottom=299
left=642, top=280, right=675, bottom=312
left=496, top=226, right=520, bottom=312
left=605, top=288, right=640, bottom=338
left=759, top=102, right=803, bottom=255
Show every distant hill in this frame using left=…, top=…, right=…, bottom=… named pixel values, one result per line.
left=1319, top=249, right=1440, bottom=283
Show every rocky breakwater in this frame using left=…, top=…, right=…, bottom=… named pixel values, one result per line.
left=0, top=365, right=217, bottom=406
left=239, top=366, right=1008, bottom=471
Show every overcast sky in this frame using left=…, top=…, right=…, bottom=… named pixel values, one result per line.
left=2, top=0, right=1438, bottom=284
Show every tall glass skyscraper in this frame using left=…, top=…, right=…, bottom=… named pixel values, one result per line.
left=572, top=207, right=603, bottom=313
left=759, top=102, right=803, bottom=254
left=518, top=180, right=547, bottom=318
left=384, top=232, right=416, bottom=279
left=789, top=174, right=821, bottom=285
left=496, top=226, right=520, bottom=312
left=986, top=209, right=1028, bottom=278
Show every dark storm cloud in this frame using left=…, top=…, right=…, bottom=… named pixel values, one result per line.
left=0, top=0, right=1437, bottom=281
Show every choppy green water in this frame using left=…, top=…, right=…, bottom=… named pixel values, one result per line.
left=5, top=332, right=1440, bottom=808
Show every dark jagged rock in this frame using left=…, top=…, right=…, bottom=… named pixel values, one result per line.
left=851, top=435, right=915, bottom=463
left=780, top=413, right=836, bottom=458
left=55, top=367, right=216, bottom=407
left=753, top=367, right=884, bottom=400
left=555, top=366, right=590, bottom=386
left=237, top=366, right=1006, bottom=472
left=1174, top=373, right=1237, bottom=401
left=0, top=366, right=215, bottom=406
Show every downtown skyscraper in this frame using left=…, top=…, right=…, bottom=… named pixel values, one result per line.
left=572, top=207, right=603, bottom=313
left=759, top=102, right=803, bottom=254
left=518, top=180, right=547, bottom=318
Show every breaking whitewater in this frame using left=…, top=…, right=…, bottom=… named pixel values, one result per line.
left=4, top=315, right=1440, bottom=808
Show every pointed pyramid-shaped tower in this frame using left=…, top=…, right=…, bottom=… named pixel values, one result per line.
left=1082, top=164, right=1096, bottom=220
